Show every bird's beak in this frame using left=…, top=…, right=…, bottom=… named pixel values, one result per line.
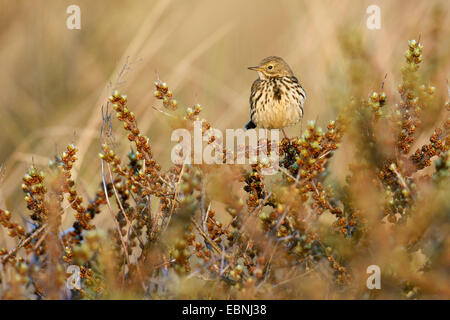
left=248, top=66, right=263, bottom=72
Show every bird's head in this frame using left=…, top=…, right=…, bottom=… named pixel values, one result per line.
left=248, top=56, right=294, bottom=80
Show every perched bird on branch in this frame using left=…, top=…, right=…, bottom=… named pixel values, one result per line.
left=245, top=56, right=306, bottom=135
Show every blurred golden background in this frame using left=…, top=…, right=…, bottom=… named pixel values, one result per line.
left=0, top=0, right=449, bottom=233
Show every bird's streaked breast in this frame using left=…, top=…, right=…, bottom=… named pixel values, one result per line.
left=250, top=77, right=305, bottom=129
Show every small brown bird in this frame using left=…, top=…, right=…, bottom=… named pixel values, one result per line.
left=244, top=56, right=306, bottom=132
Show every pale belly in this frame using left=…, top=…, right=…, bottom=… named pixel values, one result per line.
left=253, top=99, right=302, bottom=129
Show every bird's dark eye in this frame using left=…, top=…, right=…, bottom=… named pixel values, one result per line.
left=268, top=65, right=273, bottom=70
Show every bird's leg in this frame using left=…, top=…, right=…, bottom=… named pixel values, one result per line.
left=281, top=128, right=288, bottom=140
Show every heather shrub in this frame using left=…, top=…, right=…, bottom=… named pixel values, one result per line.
left=0, top=39, right=449, bottom=300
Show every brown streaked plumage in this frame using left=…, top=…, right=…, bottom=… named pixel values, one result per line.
left=245, top=56, right=306, bottom=130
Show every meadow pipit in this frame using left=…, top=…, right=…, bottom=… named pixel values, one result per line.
left=244, top=56, right=306, bottom=134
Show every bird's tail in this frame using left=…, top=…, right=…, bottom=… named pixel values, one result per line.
left=244, top=120, right=256, bottom=130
